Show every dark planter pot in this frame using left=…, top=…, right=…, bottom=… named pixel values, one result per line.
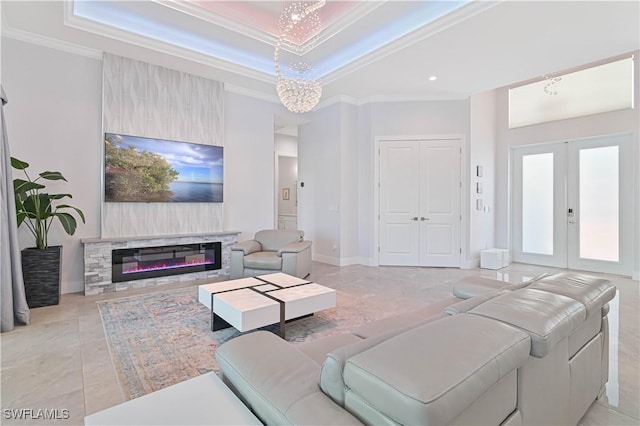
left=21, top=246, right=62, bottom=308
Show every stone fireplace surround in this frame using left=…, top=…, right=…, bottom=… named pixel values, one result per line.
left=81, top=232, right=239, bottom=295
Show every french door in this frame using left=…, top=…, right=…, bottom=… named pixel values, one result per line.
left=512, top=134, right=632, bottom=275
left=379, top=139, right=461, bottom=267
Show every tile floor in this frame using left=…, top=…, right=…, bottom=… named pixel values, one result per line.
left=1, top=262, right=638, bottom=425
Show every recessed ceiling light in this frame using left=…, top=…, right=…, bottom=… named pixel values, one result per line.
left=429, top=76, right=438, bottom=81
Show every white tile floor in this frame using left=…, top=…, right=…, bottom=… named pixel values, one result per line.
left=1, top=262, right=638, bottom=425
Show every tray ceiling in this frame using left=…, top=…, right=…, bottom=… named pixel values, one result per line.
left=2, top=1, right=639, bottom=104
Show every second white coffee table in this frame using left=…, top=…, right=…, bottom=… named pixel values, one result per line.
left=198, top=273, right=336, bottom=338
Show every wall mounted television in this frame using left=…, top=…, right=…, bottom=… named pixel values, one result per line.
left=104, top=133, right=223, bottom=203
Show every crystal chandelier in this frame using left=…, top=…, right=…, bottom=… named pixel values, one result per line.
left=543, top=75, right=562, bottom=96
left=274, top=1, right=325, bottom=113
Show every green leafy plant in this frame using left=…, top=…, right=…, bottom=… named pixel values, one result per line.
left=11, top=157, right=86, bottom=249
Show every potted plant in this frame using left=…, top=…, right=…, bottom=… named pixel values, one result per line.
left=11, top=156, right=85, bottom=307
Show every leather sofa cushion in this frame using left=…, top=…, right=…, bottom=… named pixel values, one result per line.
left=470, top=288, right=586, bottom=357
left=342, top=315, right=530, bottom=426
left=452, top=273, right=550, bottom=299
left=452, top=276, right=509, bottom=299
left=320, top=298, right=460, bottom=408
left=254, top=229, right=303, bottom=252
left=216, top=331, right=362, bottom=425
left=352, top=296, right=458, bottom=339
left=243, top=252, right=282, bottom=270
left=297, top=334, right=363, bottom=365
left=320, top=328, right=407, bottom=406
left=528, top=272, right=615, bottom=317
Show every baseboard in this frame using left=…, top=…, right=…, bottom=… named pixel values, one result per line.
left=312, top=254, right=371, bottom=267
left=313, top=255, right=485, bottom=270
left=461, top=258, right=480, bottom=269
left=312, top=254, right=341, bottom=266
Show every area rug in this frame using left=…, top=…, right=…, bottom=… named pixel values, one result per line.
left=97, top=285, right=412, bottom=400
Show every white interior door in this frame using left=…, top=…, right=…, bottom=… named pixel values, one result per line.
left=379, top=139, right=461, bottom=267
left=419, top=142, right=461, bottom=266
left=379, top=141, right=420, bottom=265
left=512, top=134, right=632, bottom=275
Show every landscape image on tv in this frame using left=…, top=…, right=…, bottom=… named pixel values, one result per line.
left=104, top=133, right=223, bottom=202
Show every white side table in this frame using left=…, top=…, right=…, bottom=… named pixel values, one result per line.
left=84, top=373, right=261, bottom=425
left=480, top=249, right=510, bottom=270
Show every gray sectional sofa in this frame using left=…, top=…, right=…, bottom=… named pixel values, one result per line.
left=215, top=272, right=615, bottom=425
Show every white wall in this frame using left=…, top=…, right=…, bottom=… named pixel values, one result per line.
left=356, top=104, right=374, bottom=262
left=340, top=103, right=360, bottom=263
left=495, top=52, right=639, bottom=279
left=298, top=99, right=472, bottom=266
left=223, top=91, right=284, bottom=241
left=298, top=104, right=342, bottom=263
left=469, top=91, right=497, bottom=264
left=2, top=37, right=102, bottom=294
left=359, top=100, right=472, bottom=265
left=274, top=134, right=297, bottom=157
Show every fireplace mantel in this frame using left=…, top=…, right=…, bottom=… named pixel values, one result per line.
left=81, top=232, right=240, bottom=295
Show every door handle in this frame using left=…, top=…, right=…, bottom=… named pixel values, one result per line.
left=410, top=217, right=419, bottom=221
left=420, top=217, right=429, bottom=221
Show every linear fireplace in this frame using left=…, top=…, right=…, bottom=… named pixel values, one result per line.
left=112, top=242, right=222, bottom=283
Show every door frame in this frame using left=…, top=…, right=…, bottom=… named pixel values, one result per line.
left=511, top=142, right=568, bottom=268
left=510, top=132, right=634, bottom=276
left=373, top=134, right=467, bottom=267
left=567, top=133, right=633, bottom=275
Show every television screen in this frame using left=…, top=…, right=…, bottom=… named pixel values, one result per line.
left=104, top=133, right=223, bottom=202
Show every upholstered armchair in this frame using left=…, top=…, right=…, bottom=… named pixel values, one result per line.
left=229, top=230, right=312, bottom=279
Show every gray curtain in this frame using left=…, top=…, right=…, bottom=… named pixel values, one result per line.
left=1, top=86, right=30, bottom=332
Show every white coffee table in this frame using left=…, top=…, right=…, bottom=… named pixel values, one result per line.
left=198, top=273, right=336, bottom=338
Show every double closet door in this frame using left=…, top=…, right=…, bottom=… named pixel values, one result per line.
left=512, top=133, right=633, bottom=275
left=379, top=139, right=461, bottom=267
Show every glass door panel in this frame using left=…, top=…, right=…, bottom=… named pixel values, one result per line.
left=522, top=153, right=554, bottom=255
left=578, top=146, right=619, bottom=262
left=511, top=143, right=567, bottom=268
left=568, top=134, right=631, bottom=275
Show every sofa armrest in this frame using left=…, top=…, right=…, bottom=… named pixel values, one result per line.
left=231, top=240, right=261, bottom=256
left=278, top=240, right=312, bottom=256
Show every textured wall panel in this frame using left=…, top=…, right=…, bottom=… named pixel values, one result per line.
left=102, top=54, right=224, bottom=237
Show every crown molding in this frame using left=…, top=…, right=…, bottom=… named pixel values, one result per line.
left=222, top=88, right=470, bottom=114
left=156, top=0, right=280, bottom=48
left=360, top=93, right=470, bottom=104
left=1, top=25, right=103, bottom=59
left=155, top=0, right=383, bottom=57
left=223, top=83, right=280, bottom=104
left=63, top=3, right=276, bottom=85
left=316, top=95, right=360, bottom=109
left=297, top=1, right=384, bottom=55
left=314, top=92, right=469, bottom=111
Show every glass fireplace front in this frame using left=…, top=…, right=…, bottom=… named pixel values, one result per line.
left=112, top=242, right=222, bottom=283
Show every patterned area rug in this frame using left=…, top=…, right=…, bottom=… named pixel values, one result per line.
left=97, top=285, right=409, bottom=400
